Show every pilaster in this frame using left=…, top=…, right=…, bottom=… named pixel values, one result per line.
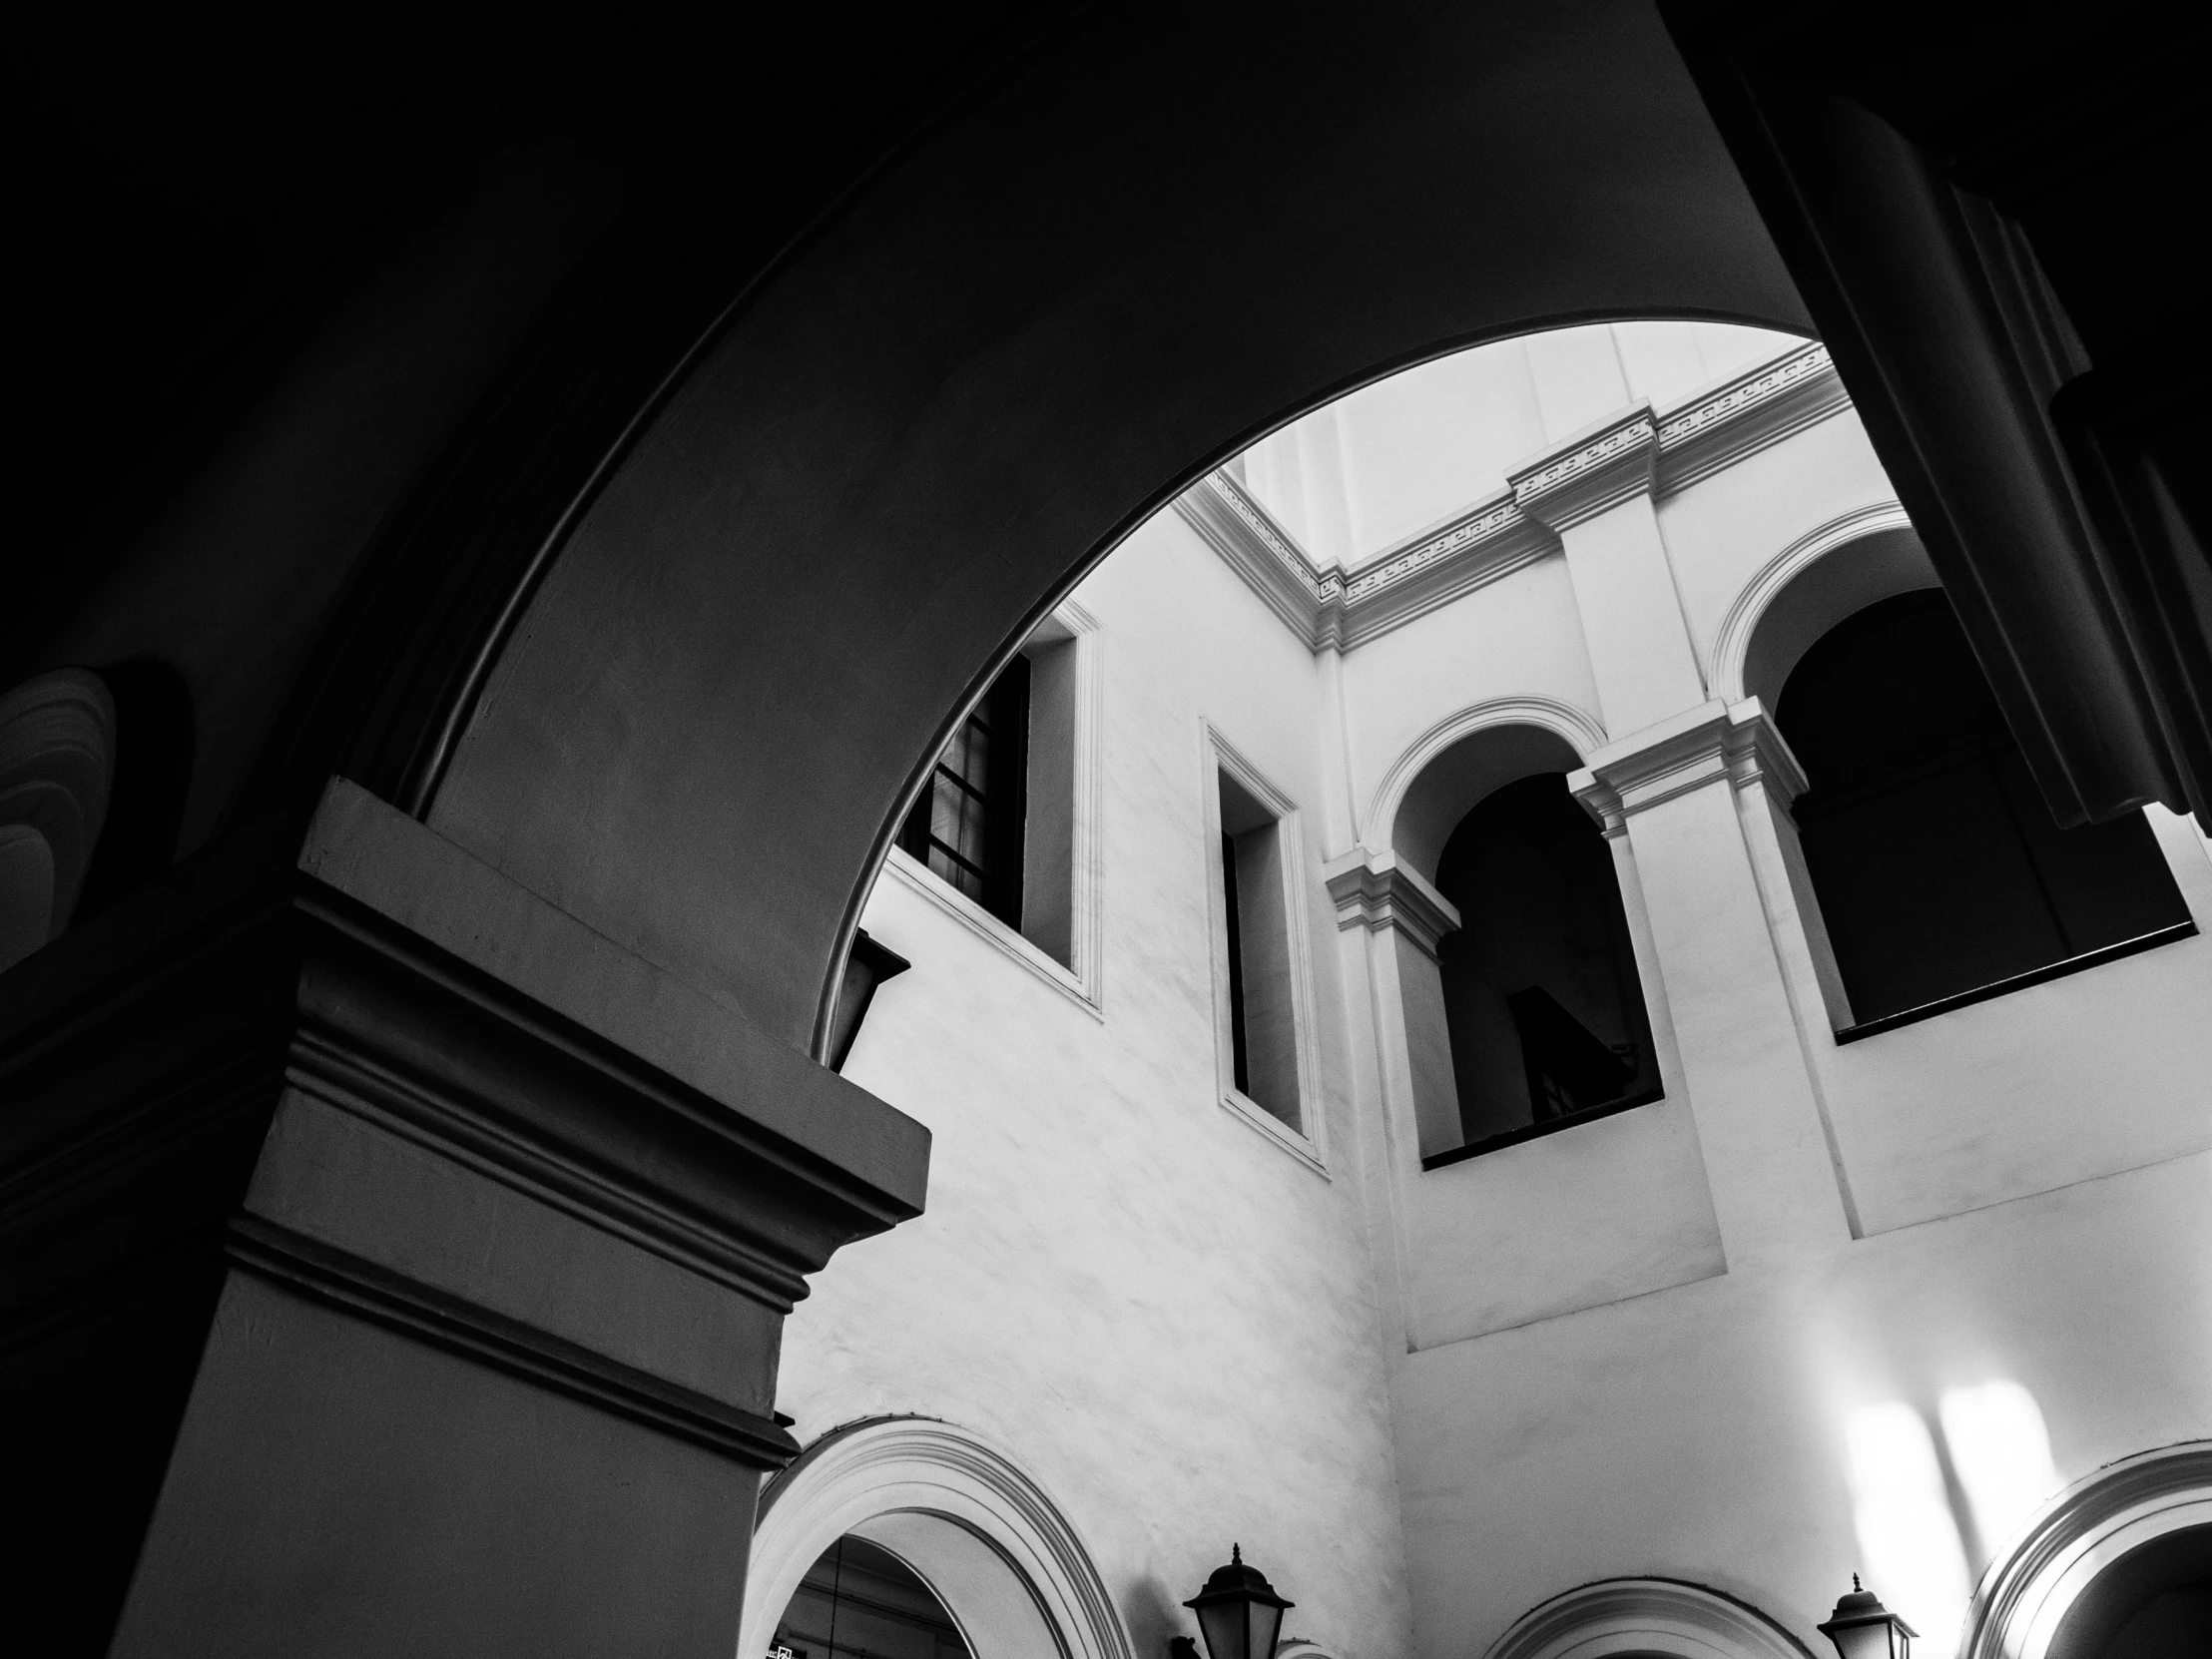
left=1, top=780, right=929, bottom=1657
left=1327, top=849, right=1462, bottom=1159
left=1511, top=409, right=1706, bottom=734
left=1570, top=702, right=1856, bottom=1265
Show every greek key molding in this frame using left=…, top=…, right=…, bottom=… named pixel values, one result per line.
left=1182, top=342, right=1847, bottom=654
left=1509, top=408, right=1661, bottom=532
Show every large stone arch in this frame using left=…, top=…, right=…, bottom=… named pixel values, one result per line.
left=742, top=1417, right=1135, bottom=1659
left=409, top=2, right=1811, bottom=1063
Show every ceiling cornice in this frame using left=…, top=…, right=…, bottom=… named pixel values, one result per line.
left=1178, top=340, right=1850, bottom=654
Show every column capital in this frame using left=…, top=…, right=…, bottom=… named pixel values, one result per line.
left=1508, top=407, right=1658, bottom=531
left=1324, top=847, right=1461, bottom=961
left=1569, top=698, right=1808, bottom=834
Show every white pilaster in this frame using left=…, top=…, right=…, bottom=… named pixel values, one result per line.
left=1512, top=410, right=1706, bottom=733
left=1570, top=701, right=1857, bottom=1264
left=1326, top=849, right=1462, bottom=1160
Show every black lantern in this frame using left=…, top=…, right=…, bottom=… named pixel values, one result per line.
left=1183, top=1545, right=1294, bottom=1659
left=1817, top=1577, right=1916, bottom=1659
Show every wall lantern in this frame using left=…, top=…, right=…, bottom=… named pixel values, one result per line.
left=1182, top=1545, right=1294, bottom=1659
left=828, top=928, right=910, bottom=1072
left=1817, top=1576, right=1916, bottom=1659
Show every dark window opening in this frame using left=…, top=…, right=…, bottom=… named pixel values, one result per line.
left=1777, top=590, right=2193, bottom=1031
left=1424, top=772, right=1661, bottom=1168
left=1217, top=769, right=1302, bottom=1130
left=772, top=1534, right=971, bottom=1659
left=1222, top=830, right=1251, bottom=1095
left=898, top=656, right=1030, bottom=927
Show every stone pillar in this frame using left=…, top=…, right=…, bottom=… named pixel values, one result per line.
left=1, top=780, right=929, bottom=1659
left=1510, top=407, right=1706, bottom=734
left=1326, top=849, right=1462, bottom=1160
left=1570, top=702, right=1857, bottom=1264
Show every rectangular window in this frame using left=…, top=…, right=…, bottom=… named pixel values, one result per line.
left=899, top=655, right=1030, bottom=926
left=1209, top=751, right=1313, bottom=1143
left=887, top=609, right=1100, bottom=1005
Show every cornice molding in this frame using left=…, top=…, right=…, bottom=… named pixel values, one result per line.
left=1655, top=341, right=1850, bottom=495
left=1569, top=699, right=1806, bottom=835
left=1508, top=407, right=1661, bottom=532
left=1182, top=342, right=1849, bottom=654
left=1324, top=848, right=1462, bottom=960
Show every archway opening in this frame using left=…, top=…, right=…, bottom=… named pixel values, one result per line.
left=770, top=1534, right=974, bottom=1659
left=1434, top=772, right=1661, bottom=1152
left=1776, top=589, right=2191, bottom=1027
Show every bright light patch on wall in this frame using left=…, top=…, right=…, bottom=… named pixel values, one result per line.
left=1845, top=1402, right=1971, bottom=1651
left=1939, top=1381, right=2058, bottom=1564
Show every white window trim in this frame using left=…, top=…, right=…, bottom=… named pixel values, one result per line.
left=1201, top=721, right=1329, bottom=1176
left=882, top=603, right=1104, bottom=1019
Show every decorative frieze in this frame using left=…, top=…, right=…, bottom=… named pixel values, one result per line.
left=1507, top=408, right=1660, bottom=533
left=1324, top=848, right=1461, bottom=961
left=1181, top=340, right=1847, bottom=654
left=1568, top=698, right=1808, bottom=835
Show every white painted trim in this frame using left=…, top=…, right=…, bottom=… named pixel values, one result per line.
left=875, top=604, right=1106, bottom=1019
left=1180, top=342, right=1849, bottom=657
left=1362, top=695, right=1608, bottom=852
left=882, top=849, right=1100, bottom=1019
left=745, top=1417, right=1136, bottom=1659
left=1482, top=1577, right=1814, bottom=1659
left=1961, top=1439, right=2212, bottom=1659
left=1708, top=501, right=1918, bottom=704
left=1201, top=722, right=1330, bottom=1176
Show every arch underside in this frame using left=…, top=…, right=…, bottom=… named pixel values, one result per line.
left=417, top=1, right=1812, bottom=1057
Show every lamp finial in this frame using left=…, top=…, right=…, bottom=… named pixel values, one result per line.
left=1232, top=1544, right=1242, bottom=1564
left=1853, top=1575, right=1862, bottom=1592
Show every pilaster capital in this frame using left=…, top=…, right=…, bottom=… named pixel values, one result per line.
left=1324, top=847, right=1461, bottom=960
left=1508, top=407, right=1658, bottom=532
left=1568, top=697, right=1807, bottom=833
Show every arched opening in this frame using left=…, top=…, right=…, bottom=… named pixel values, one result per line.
left=2046, top=1523, right=2211, bottom=1659
left=770, top=1534, right=974, bottom=1659
left=1386, top=720, right=1661, bottom=1165
left=1775, top=590, right=2193, bottom=1030
left=1435, top=773, right=1661, bottom=1150
left=741, top=1419, right=1134, bottom=1659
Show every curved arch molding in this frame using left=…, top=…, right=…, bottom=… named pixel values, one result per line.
left=1365, top=694, right=1607, bottom=850
left=745, top=1417, right=1136, bottom=1659
left=1708, top=502, right=1917, bottom=705
left=1483, top=1578, right=1814, bottom=1659
left=1963, top=1440, right=2212, bottom=1659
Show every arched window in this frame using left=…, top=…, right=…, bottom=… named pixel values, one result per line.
left=771, top=1535, right=972, bottom=1659
left=1777, top=590, right=2193, bottom=1030
left=1431, top=772, right=1661, bottom=1157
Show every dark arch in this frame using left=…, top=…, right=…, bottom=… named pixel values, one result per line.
left=417, top=5, right=1810, bottom=1058
left=1778, top=590, right=2192, bottom=1028
left=1434, top=774, right=1661, bottom=1155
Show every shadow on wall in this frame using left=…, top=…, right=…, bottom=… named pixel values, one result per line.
left=1843, top=1381, right=2059, bottom=1650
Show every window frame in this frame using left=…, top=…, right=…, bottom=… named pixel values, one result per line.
left=882, top=605, right=1104, bottom=1015
left=1200, top=722, right=1328, bottom=1175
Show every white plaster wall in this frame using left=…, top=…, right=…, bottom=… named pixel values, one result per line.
left=779, top=505, right=1413, bottom=1659
left=1391, top=1150, right=2212, bottom=1659
left=779, top=323, right=2212, bottom=1659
